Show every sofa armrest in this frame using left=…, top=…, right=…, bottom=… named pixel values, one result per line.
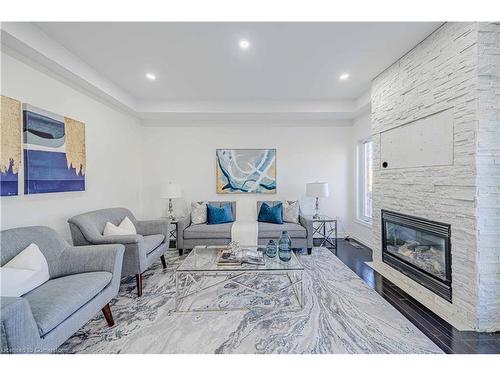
left=299, top=215, right=314, bottom=249
left=54, top=244, right=125, bottom=278
left=176, top=216, right=191, bottom=249
left=1, top=297, right=41, bottom=354
left=136, top=219, right=170, bottom=237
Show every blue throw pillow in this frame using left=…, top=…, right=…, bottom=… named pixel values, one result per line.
left=258, top=202, right=283, bottom=224
left=207, top=203, right=234, bottom=224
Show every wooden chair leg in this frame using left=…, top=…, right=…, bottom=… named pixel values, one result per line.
left=102, top=303, right=114, bottom=327
left=136, top=273, right=143, bottom=297
left=160, top=254, right=167, bottom=269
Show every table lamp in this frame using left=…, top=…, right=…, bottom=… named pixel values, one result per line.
left=161, top=183, right=181, bottom=220
left=306, top=182, right=329, bottom=219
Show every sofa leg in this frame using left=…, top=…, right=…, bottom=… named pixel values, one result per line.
left=307, top=248, right=312, bottom=255
left=102, top=304, right=114, bottom=327
left=178, top=249, right=183, bottom=256
left=136, top=273, right=143, bottom=297
left=160, top=254, right=167, bottom=269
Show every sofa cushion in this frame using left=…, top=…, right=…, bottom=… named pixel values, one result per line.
left=23, top=271, right=112, bottom=336
left=283, top=200, right=300, bottom=223
left=103, top=216, right=136, bottom=236
left=208, top=201, right=236, bottom=217
left=1, top=243, right=49, bottom=297
left=257, top=201, right=282, bottom=213
left=258, top=202, right=283, bottom=224
left=258, top=222, right=307, bottom=239
left=207, top=203, right=234, bottom=224
left=143, top=234, right=165, bottom=254
left=191, top=201, right=208, bottom=224
left=184, top=223, right=233, bottom=239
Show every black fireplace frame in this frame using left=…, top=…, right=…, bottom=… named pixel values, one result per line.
left=381, top=209, right=452, bottom=302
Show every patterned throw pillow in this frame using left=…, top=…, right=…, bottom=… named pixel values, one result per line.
left=191, top=201, right=208, bottom=225
left=283, top=200, right=300, bottom=223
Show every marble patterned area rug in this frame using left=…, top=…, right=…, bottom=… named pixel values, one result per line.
left=58, top=248, right=442, bottom=354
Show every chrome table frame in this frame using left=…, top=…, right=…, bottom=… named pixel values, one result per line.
left=175, top=247, right=304, bottom=313
left=308, top=215, right=338, bottom=249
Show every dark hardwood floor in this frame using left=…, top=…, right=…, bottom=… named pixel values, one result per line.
left=311, top=238, right=500, bottom=354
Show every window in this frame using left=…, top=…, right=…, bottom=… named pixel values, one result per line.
left=357, top=138, right=373, bottom=224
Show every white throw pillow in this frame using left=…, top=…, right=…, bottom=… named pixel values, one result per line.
left=283, top=200, right=300, bottom=223
left=191, top=201, right=208, bottom=225
left=119, top=216, right=136, bottom=234
left=0, top=243, right=50, bottom=297
left=103, top=216, right=136, bottom=236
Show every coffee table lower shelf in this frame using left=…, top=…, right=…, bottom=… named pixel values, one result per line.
left=174, top=246, right=304, bottom=312
left=175, top=269, right=304, bottom=312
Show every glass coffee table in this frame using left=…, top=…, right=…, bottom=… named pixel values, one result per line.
left=175, top=246, right=304, bottom=312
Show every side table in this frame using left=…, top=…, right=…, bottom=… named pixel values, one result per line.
left=161, top=217, right=183, bottom=255
left=304, top=215, right=338, bottom=254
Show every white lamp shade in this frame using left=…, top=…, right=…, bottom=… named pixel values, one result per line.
left=161, top=183, right=181, bottom=198
left=306, top=182, right=329, bottom=198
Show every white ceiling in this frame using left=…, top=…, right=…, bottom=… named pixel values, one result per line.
left=34, top=22, right=440, bottom=102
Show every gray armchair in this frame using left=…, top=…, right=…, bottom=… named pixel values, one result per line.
left=68, top=207, right=170, bottom=296
left=0, top=226, right=124, bottom=354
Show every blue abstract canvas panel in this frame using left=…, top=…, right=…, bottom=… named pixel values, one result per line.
left=216, top=149, right=276, bottom=194
left=23, top=104, right=86, bottom=194
left=1, top=96, right=22, bottom=196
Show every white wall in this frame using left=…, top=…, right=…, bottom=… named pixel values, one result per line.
left=0, top=52, right=143, bottom=240
left=348, top=112, right=372, bottom=247
left=141, top=125, right=352, bottom=236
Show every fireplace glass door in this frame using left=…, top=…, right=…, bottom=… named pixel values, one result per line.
left=381, top=210, right=452, bottom=301
left=384, top=221, right=447, bottom=281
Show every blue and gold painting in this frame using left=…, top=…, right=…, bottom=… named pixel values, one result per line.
left=216, top=149, right=276, bottom=194
left=1, top=96, right=22, bottom=196
left=23, top=104, right=86, bottom=194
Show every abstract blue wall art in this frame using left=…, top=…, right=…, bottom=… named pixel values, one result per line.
left=216, top=149, right=276, bottom=194
left=1, top=96, right=22, bottom=196
left=23, top=104, right=86, bottom=194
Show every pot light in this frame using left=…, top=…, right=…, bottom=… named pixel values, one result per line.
left=239, top=39, right=250, bottom=50
left=145, top=73, right=156, bottom=81
left=339, top=73, right=350, bottom=81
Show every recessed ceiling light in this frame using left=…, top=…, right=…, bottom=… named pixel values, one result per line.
left=145, top=73, right=156, bottom=81
left=239, top=39, right=250, bottom=50
left=339, top=73, right=350, bottom=81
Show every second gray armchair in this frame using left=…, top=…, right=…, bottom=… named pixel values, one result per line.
left=68, top=207, right=170, bottom=296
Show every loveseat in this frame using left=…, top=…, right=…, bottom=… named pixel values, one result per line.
left=177, top=200, right=314, bottom=254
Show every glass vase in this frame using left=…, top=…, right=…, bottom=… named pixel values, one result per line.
left=279, top=231, right=292, bottom=262
left=266, top=240, right=277, bottom=258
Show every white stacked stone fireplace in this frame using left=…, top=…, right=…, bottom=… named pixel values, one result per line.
left=370, top=22, right=500, bottom=332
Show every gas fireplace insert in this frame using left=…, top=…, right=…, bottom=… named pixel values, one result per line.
left=381, top=210, right=452, bottom=302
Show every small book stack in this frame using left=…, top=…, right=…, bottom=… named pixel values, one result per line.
left=217, top=247, right=240, bottom=266
left=216, top=247, right=265, bottom=266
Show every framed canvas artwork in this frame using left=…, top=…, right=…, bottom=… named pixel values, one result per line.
left=23, top=104, right=86, bottom=194
left=216, top=148, right=276, bottom=194
left=0, top=96, right=22, bottom=196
